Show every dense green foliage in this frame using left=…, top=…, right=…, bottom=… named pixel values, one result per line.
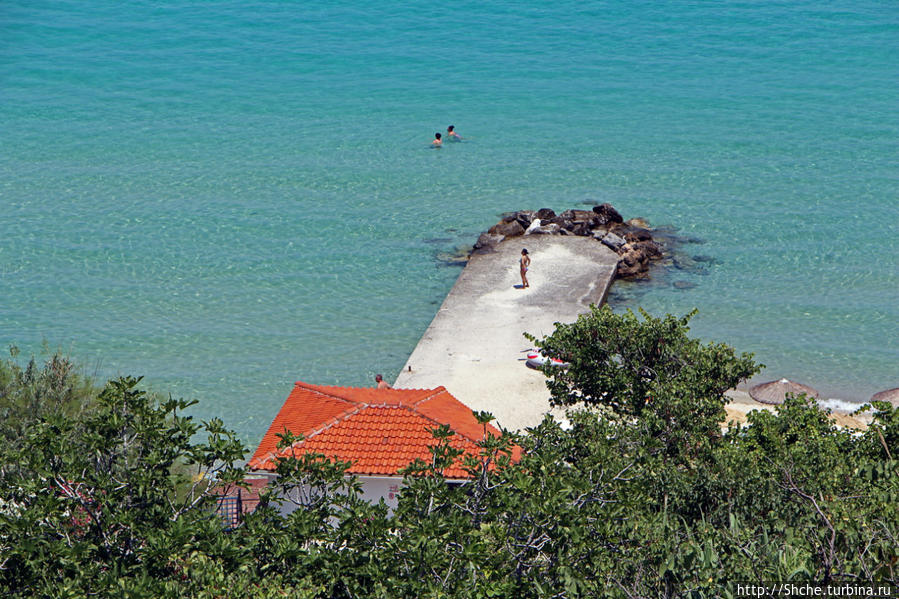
left=527, top=306, right=762, bottom=460
left=1, top=311, right=897, bottom=598
left=0, top=347, right=96, bottom=444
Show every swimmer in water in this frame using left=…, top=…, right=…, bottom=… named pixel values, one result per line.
left=447, top=125, right=462, bottom=141
left=432, top=132, right=442, bottom=147
left=520, top=248, right=530, bottom=288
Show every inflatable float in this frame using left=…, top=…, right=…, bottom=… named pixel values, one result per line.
left=525, top=349, right=570, bottom=370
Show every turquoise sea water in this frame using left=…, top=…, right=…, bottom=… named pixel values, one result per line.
left=2, top=1, right=897, bottom=443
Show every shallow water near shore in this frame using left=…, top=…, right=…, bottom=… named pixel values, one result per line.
left=2, top=1, right=897, bottom=444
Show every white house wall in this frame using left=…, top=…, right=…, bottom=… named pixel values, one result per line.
left=253, top=472, right=466, bottom=516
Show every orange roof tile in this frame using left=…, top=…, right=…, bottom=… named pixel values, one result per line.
left=248, top=382, right=518, bottom=478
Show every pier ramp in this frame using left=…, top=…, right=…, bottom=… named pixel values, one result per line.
left=394, top=236, right=618, bottom=431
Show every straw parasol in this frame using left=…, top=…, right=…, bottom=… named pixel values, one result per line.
left=870, top=388, right=899, bottom=407
left=749, top=378, right=820, bottom=405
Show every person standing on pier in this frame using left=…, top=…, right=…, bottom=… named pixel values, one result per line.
left=520, top=248, right=530, bottom=289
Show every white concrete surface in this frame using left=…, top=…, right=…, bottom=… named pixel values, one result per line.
left=394, top=236, right=619, bottom=431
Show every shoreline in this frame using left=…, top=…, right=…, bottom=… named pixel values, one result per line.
left=724, top=389, right=871, bottom=430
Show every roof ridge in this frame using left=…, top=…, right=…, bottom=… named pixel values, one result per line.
left=295, top=381, right=445, bottom=407
left=253, top=402, right=366, bottom=469
left=398, top=400, right=487, bottom=446
left=304, top=404, right=365, bottom=440
left=411, top=386, right=449, bottom=407
left=293, top=381, right=365, bottom=405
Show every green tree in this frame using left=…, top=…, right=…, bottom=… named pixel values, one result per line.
left=0, top=347, right=96, bottom=444
left=0, top=376, right=248, bottom=597
left=527, top=306, right=761, bottom=458
left=2, top=323, right=896, bottom=598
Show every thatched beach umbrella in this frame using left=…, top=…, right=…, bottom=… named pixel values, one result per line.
left=870, top=388, right=899, bottom=407
left=749, top=378, right=819, bottom=405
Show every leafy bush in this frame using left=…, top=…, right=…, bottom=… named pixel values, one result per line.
left=1, top=315, right=896, bottom=597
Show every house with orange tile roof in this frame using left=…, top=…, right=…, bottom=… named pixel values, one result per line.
left=247, top=381, right=515, bottom=513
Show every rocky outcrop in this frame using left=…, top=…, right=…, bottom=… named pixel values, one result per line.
left=599, top=232, right=626, bottom=251
left=531, top=223, right=561, bottom=235
left=618, top=225, right=653, bottom=243
left=592, top=203, right=624, bottom=225
left=488, top=218, right=526, bottom=237
left=615, top=241, right=662, bottom=278
left=476, top=203, right=665, bottom=279
left=471, top=232, right=504, bottom=255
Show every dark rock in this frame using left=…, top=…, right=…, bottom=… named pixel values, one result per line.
left=569, top=222, right=592, bottom=236
left=570, top=209, right=599, bottom=223
left=531, top=223, right=561, bottom=235
left=547, top=218, right=575, bottom=234
left=673, top=280, right=697, bottom=290
left=621, top=251, right=639, bottom=266
left=615, top=242, right=655, bottom=279
left=600, top=232, right=626, bottom=251
left=592, top=203, right=623, bottom=225
left=472, top=232, right=504, bottom=254
left=622, top=243, right=651, bottom=261
left=692, top=254, right=717, bottom=263
left=615, top=257, right=645, bottom=279
left=559, top=209, right=596, bottom=223
left=630, top=240, right=663, bottom=260
left=488, top=219, right=525, bottom=237
left=473, top=202, right=666, bottom=280
left=560, top=209, right=601, bottom=230
left=618, top=225, right=653, bottom=243
left=514, top=210, right=536, bottom=228
left=501, top=210, right=536, bottom=229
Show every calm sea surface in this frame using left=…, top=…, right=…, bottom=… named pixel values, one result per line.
left=2, top=1, right=897, bottom=443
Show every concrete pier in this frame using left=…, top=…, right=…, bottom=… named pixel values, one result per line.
left=394, top=236, right=619, bottom=431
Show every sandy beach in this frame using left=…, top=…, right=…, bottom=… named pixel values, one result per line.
left=724, top=388, right=871, bottom=430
